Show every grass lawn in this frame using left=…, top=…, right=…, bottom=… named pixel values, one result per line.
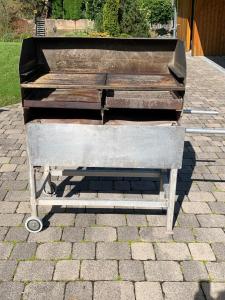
left=0, top=42, right=21, bottom=107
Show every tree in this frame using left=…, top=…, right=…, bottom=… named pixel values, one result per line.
left=51, top=0, right=63, bottom=18
left=64, top=0, right=82, bottom=20
left=85, top=0, right=94, bottom=19
left=103, top=0, right=120, bottom=36
left=142, top=0, right=173, bottom=25
left=93, top=0, right=105, bottom=31
left=120, top=0, right=149, bottom=37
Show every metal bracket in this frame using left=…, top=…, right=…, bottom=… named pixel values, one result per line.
left=186, top=128, right=225, bottom=135
left=183, top=109, right=218, bottom=115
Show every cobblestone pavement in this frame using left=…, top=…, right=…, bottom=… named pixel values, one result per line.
left=0, top=56, right=225, bottom=300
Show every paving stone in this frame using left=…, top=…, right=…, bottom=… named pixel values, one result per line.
left=126, top=215, right=147, bottom=226
left=94, top=281, right=135, bottom=300
left=119, top=260, right=144, bottom=281
left=10, top=242, right=37, bottom=260
left=28, top=227, right=62, bottom=242
left=131, top=242, right=155, bottom=260
left=173, top=228, right=195, bottom=242
left=72, top=242, right=95, bottom=259
left=85, top=227, right=117, bottom=242
left=209, top=202, right=225, bottom=214
left=182, top=202, right=211, bottom=214
left=197, top=214, right=225, bottom=227
left=75, top=214, right=96, bottom=226
left=188, top=243, right=216, bottom=261
left=0, top=242, right=13, bottom=259
left=0, top=202, right=18, bottom=213
left=146, top=215, right=166, bottom=227
left=0, top=282, right=24, bottom=300
left=10, top=157, right=26, bottom=165
left=135, top=282, right=163, bottom=300
left=65, top=282, right=93, bottom=300
left=0, top=260, right=17, bottom=281
left=16, top=171, right=28, bottom=181
left=96, top=214, right=126, bottom=226
left=0, top=164, right=17, bottom=172
left=0, top=189, right=7, bottom=201
left=80, top=260, right=118, bottom=281
left=117, top=226, right=140, bottom=241
left=0, top=227, right=8, bottom=240
left=144, top=261, right=183, bottom=281
left=96, top=242, right=130, bottom=259
left=0, top=157, right=10, bottom=164
left=206, top=262, right=225, bottom=281
left=181, top=261, right=209, bottom=281
left=14, top=261, right=54, bottom=281
left=188, top=191, right=216, bottom=202
left=194, top=228, right=225, bottom=242
left=16, top=202, right=30, bottom=213
left=211, top=243, right=225, bottom=261
left=5, top=227, right=28, bottom=242
left=62, top=227, right=84, bottom=242
left=1, top=180, right=27, bottom=191
left=213, top=192, right=225, bottom=202
left=53, top=260, right=80, bottom=281
left=201, top=282, right=225, bottom=300
left=162, top=282, right=205, bottom=300
left=140, top=227, right=173, bottom=242
left=155, top=242, right=191, bottom=260
left=0, top=214, right=24, bottom=226
left=177, top=213, right=200, bottom=227
left=4, top=191, right=29, bottom=202
left=36, top=242, right=72, bottom=260
left=49, top=213, right=75, bottom=226
left=23, top=282, right=65, bottom=300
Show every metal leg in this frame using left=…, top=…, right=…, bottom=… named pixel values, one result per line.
left=159, top=173, right=164, bottom=200
left=166, top=168, right=178, bottom=234
left=29, top=164, right=38, bottom=217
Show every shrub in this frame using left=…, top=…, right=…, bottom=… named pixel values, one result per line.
left=103, top=0, right=120, bottom=36
left=52, top=0, right=64, bottom=18
left=85, top=0, right=94, bottom=19
left=93, top=0, right=105, bottom=31
left=120, top=0, right=149, bottom=37
left=142, top=0, right=173, bottom=25
left=64, top=0, right=82, bottom=20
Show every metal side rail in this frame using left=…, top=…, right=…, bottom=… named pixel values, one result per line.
left=184, top=109, right=225, bottom=135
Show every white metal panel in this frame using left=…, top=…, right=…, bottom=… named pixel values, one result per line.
left=27, top=124, right=185, bottom=169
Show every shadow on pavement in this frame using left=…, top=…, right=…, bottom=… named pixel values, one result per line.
left=206, top=56, right=225, bottom=69
left=195, top=281, right=225, bottom=300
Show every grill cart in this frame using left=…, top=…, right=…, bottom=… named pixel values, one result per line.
left=19, top=37, right=225, bottom=233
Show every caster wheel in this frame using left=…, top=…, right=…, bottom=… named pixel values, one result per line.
left=44, top=182, right=56, bottom=195
left=25, top=217, right=43, bottom=233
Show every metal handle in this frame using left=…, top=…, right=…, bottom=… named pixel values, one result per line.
left=183, top=109, right=218, bottom=115
left=186, top=128, right=225, bottom=134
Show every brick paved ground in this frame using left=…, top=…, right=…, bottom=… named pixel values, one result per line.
left=0, top=56, right=225, bottom=299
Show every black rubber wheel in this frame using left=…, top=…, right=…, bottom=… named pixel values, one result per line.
left=25, top=217, right=43, bottom=233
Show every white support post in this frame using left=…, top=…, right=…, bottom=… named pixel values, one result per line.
left=166, top=168, right=178, bottom=234
left=29, top=164, right=38, bottom=217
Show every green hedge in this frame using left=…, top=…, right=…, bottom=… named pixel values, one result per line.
left=103, top=0, right=120, bottom=36
left=64, top=0, right=83, bottom=20
left=52, top=0, right=64, bottom=19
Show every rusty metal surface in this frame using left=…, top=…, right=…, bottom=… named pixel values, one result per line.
left=24, top=89, right=102, bottom=110
left=105, top=91, right=183, bottom=110
left=19, top=37, right=186, bottom=122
